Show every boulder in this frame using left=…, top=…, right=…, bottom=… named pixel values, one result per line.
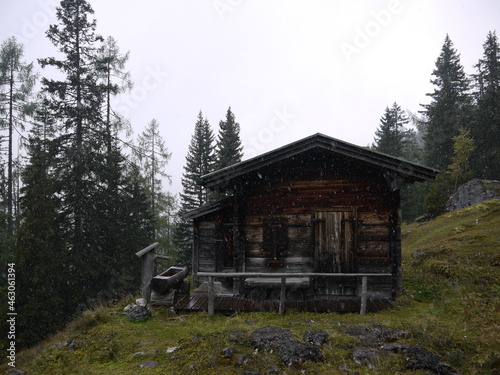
left=405, top=344, right=459, bottom=375
left=126, top=305, right=151, bottom=320
left=249, top=326, right=324, bottom=366
left=249, top=326, right=292, bottom=349
left=350, top=347, right=379, bottom=367
left=303, top=329, right=329, bottom=347
left=446, top=179, right=500, bottom=211
left=279, top=339, right=325, bottom=366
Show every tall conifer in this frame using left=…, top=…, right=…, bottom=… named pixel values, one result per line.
left=421, top=35, right=473, bottom=171
left=215, top=106, right=243, bottom=170
left=471, top=31, right=500, bottom=178
left=372, top=102, right=412, bottom=158
left=175, top=111, right=215, bottom=267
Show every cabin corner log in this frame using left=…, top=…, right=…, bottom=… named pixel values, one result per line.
left=198, top=272, right=391, bottom=316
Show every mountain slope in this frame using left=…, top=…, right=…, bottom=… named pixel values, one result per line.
left=3, top=199, right=500, bottom=374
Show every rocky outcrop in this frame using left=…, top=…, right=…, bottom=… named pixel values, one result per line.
left=249, top=326, right=326, bottom=366
left=446, top=179, right=500, bottom=211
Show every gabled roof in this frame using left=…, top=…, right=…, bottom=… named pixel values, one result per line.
left=199, top=133, right=438, bottom=190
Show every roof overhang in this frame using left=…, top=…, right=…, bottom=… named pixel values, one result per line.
left=200, top=133, right=439, bottom=190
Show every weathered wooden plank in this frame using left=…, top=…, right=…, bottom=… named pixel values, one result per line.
left=245, top=227, right=263, bottom=242
left=357, top=211, right=390, bottom=225
left=358, top=242, right=390, bottom=257
left=198, top=221, right=215, bottom=230
left=245, top=214, right=311, bottom=227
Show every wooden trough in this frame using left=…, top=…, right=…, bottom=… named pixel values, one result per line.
left=151, top=266, right=189, bottom=294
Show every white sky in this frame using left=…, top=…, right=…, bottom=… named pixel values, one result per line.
left=1, top=0, right=499, bottom=197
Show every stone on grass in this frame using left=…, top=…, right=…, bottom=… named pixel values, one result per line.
left=126, top=305, right=151, bottom=320
left=405, top=344, right=459, bottom=375
left=137, top=360, right=157, bottom=368
left=303, top=329, right=329, bottom=347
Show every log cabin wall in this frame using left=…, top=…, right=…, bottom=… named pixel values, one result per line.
left=238, top=155, right=398, bottom=297
left=194, top=156, right=400, bottom=297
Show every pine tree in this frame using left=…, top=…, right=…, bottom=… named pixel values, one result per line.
left=180, top=111, right=216, bottom=209
left=372, top=103, right=425, bottom=221
left=215, top=106, right=243, bottom=170
left=372, top=102, right=411, bottom=157
left=15, top=132, right=68, bottom=348
left=175, top=111, right=215, bottom=267
left=0, top=36, right=37, bottom=236
left=38, top=0, right=106, bottom=263
left=421, top=35, right=473, bottom=171
left=31, top=0, right=152, bottom=314
left=471, top=31, right=500, bottom=179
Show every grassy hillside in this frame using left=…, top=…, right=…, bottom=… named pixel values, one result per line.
left=3, top=200, right=499, bottom=374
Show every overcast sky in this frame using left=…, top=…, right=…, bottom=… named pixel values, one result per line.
left=1, top=0, right=499, bottom=196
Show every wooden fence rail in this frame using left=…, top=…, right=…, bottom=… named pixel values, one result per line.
left=196, top=272, right=392, bottom=316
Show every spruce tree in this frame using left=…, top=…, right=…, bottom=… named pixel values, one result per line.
left=215, top=106, right=243, bottom=170
left=38, top=0, right=106, bottom=263
left=32, top=0, right=152, bottom=314
left=180, top=111, right=216, bottom=209
left=175, top=111, right=215, bottom=267
left=372, top=103, right=425, bottom=221
left=471, top=31, right=500, bottom=179
left=372, top=102, right=411, bottom=157
left=15, top=130, right=68, bottom=348
left=421, top=35, right=473, bottom=171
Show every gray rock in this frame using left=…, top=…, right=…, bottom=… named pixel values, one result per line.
left=221, top=347, right=235, bottom=358
left=303, top=329, right=329, bottom=347
left=137, top=360, right=157, bottom=368
left=405, top=344, right=459, bottom=375
left=381, top=342, right=410, bottom=353
left=249, top=326, right=292, bottom=349
left=351, top=346, right=379, bottom=366
left=279, top=339, right=325, bottom=366
left=126, top=305, right=151, bottom=320
left=446, top=179, right=500, bottom=211
left=249, top=326, right=324, bottom=366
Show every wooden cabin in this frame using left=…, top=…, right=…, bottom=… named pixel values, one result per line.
left=184, top=133, right=437, bottom=309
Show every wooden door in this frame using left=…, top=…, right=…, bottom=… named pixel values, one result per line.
left=314, top=209, right=357, bottom=293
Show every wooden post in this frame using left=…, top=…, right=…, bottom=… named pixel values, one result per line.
left=208, top=276, right=215, bottom=316
left=135, top=242, right=160, bottom=303
left=360, top=276, right=367, bottom=315
left=279, top=275, right=287, bottom=315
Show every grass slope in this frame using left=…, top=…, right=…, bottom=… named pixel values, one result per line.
left=4, top=200, right=500, bottom=374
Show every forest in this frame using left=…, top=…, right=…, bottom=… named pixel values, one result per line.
left=0, top=0, right=499, bottom=350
